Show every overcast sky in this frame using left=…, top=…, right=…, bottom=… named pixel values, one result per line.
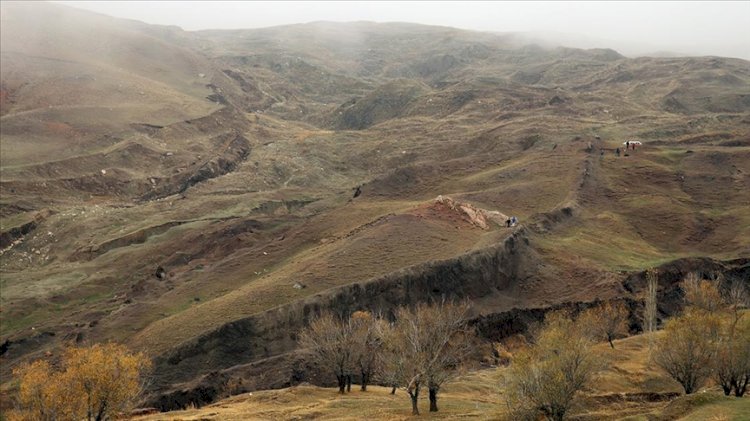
left=54, top=1, right=749, bottom=59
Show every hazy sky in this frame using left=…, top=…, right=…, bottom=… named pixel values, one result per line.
left=55, top=1, right=750, bottom=59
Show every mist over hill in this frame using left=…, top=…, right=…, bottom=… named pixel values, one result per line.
left=1, top=1, right=749, bottom=414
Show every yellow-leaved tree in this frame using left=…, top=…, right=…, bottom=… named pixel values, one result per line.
left=504, top=310, right=602, bottom=421
left=9, top=343, right=152, bottom=421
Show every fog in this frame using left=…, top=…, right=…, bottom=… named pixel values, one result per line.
left=54, top=1, right=749, bottom=60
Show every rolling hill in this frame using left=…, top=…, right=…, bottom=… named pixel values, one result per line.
left=1, top=2, right=749, bottom=415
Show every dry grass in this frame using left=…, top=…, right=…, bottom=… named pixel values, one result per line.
left=135, top=333, right=750, bottom=420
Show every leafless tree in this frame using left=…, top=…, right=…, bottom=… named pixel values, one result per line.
left=579, top=301, right=630, bottom=348
left=714, top=280, right=750, bottom=397
left=714, top=322, right=750, bottom=397
left=350, top=311, right=382, bottom=391
left=376, top=320, right=404, bottom=395
left=682, top=272, right=724, bottom=313
left=387, top=300, right=473, bottom=415
left=643, top=268, right=659, bottom=353
left=725, top=279, right=748, bottom=326
left=422, top=303, right=474, bottom=413
left=298, top=312, right=355, bottom=394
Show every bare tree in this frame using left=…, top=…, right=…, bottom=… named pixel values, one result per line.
left=714, top=280, right=750, bottom=397
left=376, top=320, right=404, bottom=395
left=504, top=310, right=601, bottom=421
left=682, top=272, right=723, bottom=313
left=350, top=311, right=382, bottom=391
left=643, top=268, right=659, bottom=353
left=579, top=301, right=630, bottom=348
left=422, top=303, right=474, bottom=412
left=714, top=321, right=750, bottom=397
left=725, top=279, right=748, bottom=326
left=298, top=312, right=355, bottom=394
left=388, top=300, right=473, bottom=415
left=390, top=308, right=426, bottom=415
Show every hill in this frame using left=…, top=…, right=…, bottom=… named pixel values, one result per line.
left=1, top=2, right=749, bottom=413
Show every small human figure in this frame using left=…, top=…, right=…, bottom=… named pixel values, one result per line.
left=616, top=147, right=621, bottom=156
left=626, top=141, right=630, bottom=150
left=506, top=219, right=511, bottom=228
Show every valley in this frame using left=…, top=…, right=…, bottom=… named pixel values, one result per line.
left=1, top=2, right=749, bottom=417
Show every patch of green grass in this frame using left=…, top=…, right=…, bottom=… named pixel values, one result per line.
left=0, top=300, right=68, bottom=335
left=661, top=392, right=750, bottom=421
left=678, top=396, right=750, bottom=421
left=538, top=219, right=675, bottom=271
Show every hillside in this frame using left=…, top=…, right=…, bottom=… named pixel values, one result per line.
left=133, top=333, right=750, bottom=420
left=1, top=2, right=749, bottom=414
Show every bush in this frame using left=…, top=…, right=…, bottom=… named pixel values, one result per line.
left=9, top=343, right=151, bottom=421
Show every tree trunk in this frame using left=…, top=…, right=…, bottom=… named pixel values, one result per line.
left=408, top=388, right=419, bottom=415
left=95, top=400, right=107, bottom=421
left=543, top=405, right=566, bottom=421
left=346, top=375, right=352, bottom=392
left=683, top=376, right=696, bottom=395
left=390, top=385, right=397, bottom=395
left=429, top=387, right=438, bottom=412
left=733, top=375, right=748, bottom=397
left=721, top=383, right=732, bottom=396
left=361, top=370, right=368, bottom=391
left=337, top=375, right=346, bottom=394
left=608, top=334, right=615, bottom=349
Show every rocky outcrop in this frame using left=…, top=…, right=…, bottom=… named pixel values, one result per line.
left=0, top=210, right=53, bottom=251
left=0, top=220, right=37, bottom=250
left=434, top=195, right=508, bottom=229
left=71, top=221, right=186, bottom=262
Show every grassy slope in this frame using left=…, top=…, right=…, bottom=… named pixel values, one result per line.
left=537, top=142, right=750, bottom=272
left=0, top=2, right=219, bottom=167
left=135, top=333, right=749, bottom=420
left=2, top=3, right=750, bottom=400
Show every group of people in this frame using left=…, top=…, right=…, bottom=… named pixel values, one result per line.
left=616, top=140, right=641, bottom=156
left=505, top=216, right=518, bottom=227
